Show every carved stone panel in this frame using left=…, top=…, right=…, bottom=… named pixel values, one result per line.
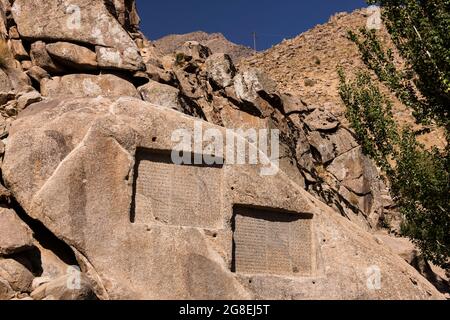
left=233, top=206, right=312, bottom=276
left=132, top=149, right=223, bottom=228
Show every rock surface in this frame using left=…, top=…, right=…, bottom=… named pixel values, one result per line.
left=0, top=258, right=34, bottom=293
left=153, top=31, right=255, bottom=63
left=31, top=274, right=97, bottom=300
left=0, top=207, right=33, bottom=255
left=40, top=74, right=139, bottom=98
left=205, top=53, right=236, bottom=88
left=2, top=97, right=444, bottom=299
left=0, top=0, right=447, bottom=301
left=46, top=42, right=98, bottom=71
left=12, top=0, right=144, bottom=71
left=138, top=80, right=182, bottom=111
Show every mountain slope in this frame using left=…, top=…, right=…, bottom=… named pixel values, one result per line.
left=153, top=31, right=255, bottom=63
left=240, top=9, right=446, bottom=149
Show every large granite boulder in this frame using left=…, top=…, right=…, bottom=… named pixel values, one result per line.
left=205, top=53, right=236, bottom=88
left=0, top=207, right=33, bottom=255
left=2, top=97, right=444, bottom=300
left=138, top=80, right=182, bottom=111
left=0, top=258, right=34, bottom=293
left=12, top=0, right=144, bottom=71
left=40, top=74, right=139, bottom=99
left=30, top=41, right=65, bottom=74
left=0, top=277, right=14, bottom=300
left=31, top=274, right=97, bottom=300
left=46, top=42, right=98, bottom=71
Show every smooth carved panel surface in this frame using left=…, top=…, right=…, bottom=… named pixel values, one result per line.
left=233, top=207, right=312, bottom=276
left=133, top=150, right=223, bottom=228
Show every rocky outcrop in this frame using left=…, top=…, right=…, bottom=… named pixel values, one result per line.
left=0, top=258, right=34, bottom=293
left=2, top=97, right=444, bottom=299
left=0, top=0, right=446, bottom=300
left=30, top=274, right=97, bottom=300
left=40, top=74, right=140, bottom=99
left=153, top=31, right=255, bottom=63
left=46, top=42, right=98, bottom=71
left=375, top=233, right=450, bottom=298
left=12, top=0, right=144, bottom=71
left=138, top=80, right=182, bottom=111
left=0, top=207, right=33, bottom=255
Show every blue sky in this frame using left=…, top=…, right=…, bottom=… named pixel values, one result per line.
left=136, top=0, right=368, bottom=50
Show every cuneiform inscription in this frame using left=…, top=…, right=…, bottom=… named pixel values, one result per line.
left=133, top=150, right=223, bottom=228
left=233, top=207, right=312, bottom=276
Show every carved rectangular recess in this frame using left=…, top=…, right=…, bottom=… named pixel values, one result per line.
left=232, top=206, right=313, bottom=276
left=131, top=149, right=224, bottom=228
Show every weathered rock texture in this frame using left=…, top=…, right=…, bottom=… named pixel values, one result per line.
left=0, top=207, right=33, bottom=255
left=240, top=9, right=447, bottom=151
left=2, top=97, right=444, bottom=299
left=0, top=0, right=447, bottom=300
left=153, top=31, right=255, bottom=63
left=12, top=0, right=144, bottom=71
left=41, top=74, right=139, bottom=99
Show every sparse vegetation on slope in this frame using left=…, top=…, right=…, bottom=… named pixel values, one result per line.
left=340, top=0, right=450, bottom=270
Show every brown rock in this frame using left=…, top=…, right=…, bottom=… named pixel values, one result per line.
left=0, top=69, right=12, bottom=94
left=30, top=41, right=64, bottom=74
left=1, top=97, right=444, bottom=299
left=46, top=42, right=98, bottom=71
left=281, top=93, right=308, bottom=114
left=177, top=41, right=211, bottom=63
left=0, top=207, right=33, bottom=255
left=26, top=66, right=50, bottom=83
left=31, top=274, right=97, bottom=300
left=0, top=60, right=33, bottom=94
left=304, top=108, right=339, bottom=131
left=16, top=91, right=42, bottom=111
left=9, top=39, right=29, bottom=60
left=0, top=258, right=34, bottom=293
left=40, top=74, right=139, bottom=99
left=8, top=26, right=20, bottom=39
left=308, top=128, right=358, bottom=164
left=376, top=233, right=450, bottom=296
left=173, top=68, right=205, bottom=100
left=107, top=0, right=141, bottom=31
left=0, top=4, right=7, bottom=39
left=20, top=60, right=33, bottom=71
left=138, top=80, right=182, bottom=111
left=234, top=69, right=278, bottom=104
left=205, top=53, right=236, bottom=88
left=145, top=63, right=175, bottom=84
left=0, top=277, right=15, bottom=300
left=153, top=31, right=254, bottom=63
left=327, top=147, right=366, bottom=182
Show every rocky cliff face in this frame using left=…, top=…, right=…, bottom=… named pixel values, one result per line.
left=0, top=0, right=447, bottom=300
left=240, top=9, right=449, bottom=230
left=153, top=31, right=255, bottom=63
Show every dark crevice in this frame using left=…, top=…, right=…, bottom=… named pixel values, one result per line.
left=10, top=198, right=79, bottom=268
left=179, top=95, right=207, bottom=120
left=309, top=145, right=323, bottom=164
left=5, top=247, right=43, bottom=277
left=258, top=91, right=284, bottom=114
